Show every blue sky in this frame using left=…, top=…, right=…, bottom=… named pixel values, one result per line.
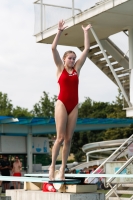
left=0, top=0, right=128, bottom=110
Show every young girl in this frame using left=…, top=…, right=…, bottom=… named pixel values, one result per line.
left=49, top=19, right=91, bottom=180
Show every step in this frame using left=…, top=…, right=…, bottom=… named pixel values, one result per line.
left=115, top=70, right=129, bottom=76
left=89, top=46, right=101, bottom=54
left=109, top=197, right=131, bottom=200
left=122, top=184, right=133, bottom=187
left=111, top=63, right=122, bottom=69
left=96, top=59, right=107, bottom=65
left=90, top=53, right=104, bottom=60
left=116, top=190, right=133, bottom=194
left=96, top=57, right=116, bottom=64
left=119, top=74, right=129, bottom=81
left=122, top=81, right=129, bottom=86
left=108, top=57, right=117, bottom=63
left=123, top=86, right=129, bottom=91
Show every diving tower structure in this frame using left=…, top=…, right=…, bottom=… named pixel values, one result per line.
left=34, top=0, right=133, bottom=117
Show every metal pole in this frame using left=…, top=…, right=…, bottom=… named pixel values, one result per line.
left=43, top=5, right=46, bottom=30
left=40, top=0, right=43, bottom=34
left=87, top=154, right=89, bottom=162
left=72, top=0, right=74, bottom=17
left=27, top=127, right=33, bottom=173
left=90, top=27, right=132, bottom=107
left=129, top=28, right=133, bottom=105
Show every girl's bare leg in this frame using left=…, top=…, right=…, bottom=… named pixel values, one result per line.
left=13, top=181, right=16, bottom=189
left=59, top=105, right=78, bottom=179
left=49, top=100, right=68, bottom=180
left=18, top=181, right=21, bottom=189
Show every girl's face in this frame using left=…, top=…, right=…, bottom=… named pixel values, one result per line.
left=64, top=53, right=76, bottom=68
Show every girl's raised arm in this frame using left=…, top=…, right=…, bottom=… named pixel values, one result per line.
left=75, top=24, right=92, bottom=73
left=51, top=20, right=67, bottom=69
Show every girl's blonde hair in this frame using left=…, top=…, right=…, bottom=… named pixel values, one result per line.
left=63, top=51, right=76, bottom=60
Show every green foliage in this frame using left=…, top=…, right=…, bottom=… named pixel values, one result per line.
left=74, top=150, right=85, bottom=162
left=107, top=88, right=126, bottom=118
left=71, top=131, right=89, bottom=161
left=33, top=91, right=57, bottom=117
left=0, top=92, right=13, bottom=116
left=0, top=91, right=33, bottom=117
left=13, top=106, right=33, bottom=117
left=103, top=125, right=133, bottom=141
left=35, top=154, right=51, bottom=166
left=78, top=98, right=114, bottom=118
left=78, top=97, right=93, bottom=118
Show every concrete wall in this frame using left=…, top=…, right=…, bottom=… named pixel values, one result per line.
left=6, top=190, right=105, bottom=200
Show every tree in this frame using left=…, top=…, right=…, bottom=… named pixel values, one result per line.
left=78, top=97, right=93, bottom=118
left=103, top=125, right=133, bottom=141
left=78, top=97, right=115, bottom=118
left=33, top=91, right=57, bottom=117
left=108, top=88, right=126, bottom=118
left=12, top=107, right=33, bottom=117
left=0, top=92, right=13, bottom=116
left=90, top=101, right=111, bottom=118
left=71, top=131, right=89, bottom=161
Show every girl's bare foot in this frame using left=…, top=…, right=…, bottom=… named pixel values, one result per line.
left=59, top=167, right=65, bottom=180
left=49, top=166, right=55, bottom=180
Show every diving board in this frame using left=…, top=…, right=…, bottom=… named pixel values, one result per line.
left=1, top=173, right=133, bottom=184
left=24, top=173, right=133, bottom=178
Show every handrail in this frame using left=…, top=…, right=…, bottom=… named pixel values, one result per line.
left=34, top=0, right=82, bottom=34
left=34, top=2, right=82, bottom=13
left=85, top=135, right=133, bottom=187
left=92, top=134, right=133, bottom=174
left=91, top=134, right=133, bottom=199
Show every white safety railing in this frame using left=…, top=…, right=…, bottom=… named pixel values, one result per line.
left=33, top=0, right=112, bottom=35
left=34, top=0, right=82, bottom=35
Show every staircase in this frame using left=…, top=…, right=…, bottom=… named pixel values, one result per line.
left=79, top=37, right=130, bottom=101
left=88, top=134, right=133, bottom=200
left=106, top=184, right=133, bottom=200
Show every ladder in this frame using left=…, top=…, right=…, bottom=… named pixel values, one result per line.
left=79, top=36, right=130, bottom=106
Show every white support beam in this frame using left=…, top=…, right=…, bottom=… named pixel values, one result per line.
left=72, top=0, right=74, bottom=17
left=129, top=28, right=133, bottom=104
left=125, top=27, right=133, bottom=117
left=27, top=127, right=33, bottom=173
left=40, top=0, right=43, bottom=39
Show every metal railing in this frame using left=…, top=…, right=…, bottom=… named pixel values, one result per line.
left=91, top=134, right=133, bottom=174
left=88, top=134, right=133, bottom=200
left=34, top=0, right=82, bottom=35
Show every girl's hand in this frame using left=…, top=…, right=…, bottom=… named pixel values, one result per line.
left=82, top=24, right=92, bottom=31
left=58, top=20, right=68, bottom=31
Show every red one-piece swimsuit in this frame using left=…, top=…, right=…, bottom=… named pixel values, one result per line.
left=58, top=68, right=79, bottom=115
